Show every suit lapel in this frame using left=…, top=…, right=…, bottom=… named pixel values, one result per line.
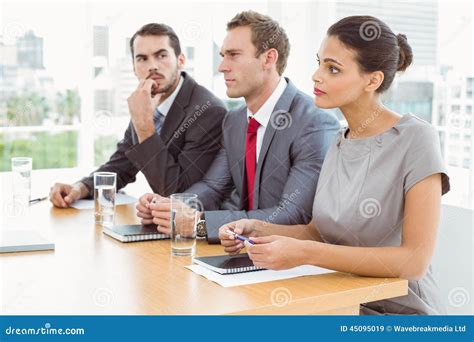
left=253, top=78, right=297, bottom=208
left=160, top=72, right=194, bottom=145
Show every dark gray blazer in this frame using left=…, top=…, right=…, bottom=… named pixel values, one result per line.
left=186, top=78, right=340, bottom=243
left=81, top=72, right=227, bottom=196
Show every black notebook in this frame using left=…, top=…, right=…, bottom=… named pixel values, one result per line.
left=193, top=253, right=265, bottom=275
left=103, top=224, right=169, bottom=243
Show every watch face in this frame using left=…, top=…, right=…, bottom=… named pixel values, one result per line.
left=196, top=220, right=206, bottom=237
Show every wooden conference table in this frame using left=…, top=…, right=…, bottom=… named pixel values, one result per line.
left=0, top=169, right=408, bottom=315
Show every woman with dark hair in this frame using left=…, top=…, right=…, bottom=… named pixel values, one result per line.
left=218, top=16, right=450, bottom=315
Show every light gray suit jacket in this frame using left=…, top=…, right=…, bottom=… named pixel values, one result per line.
left=187, top=78, right=340, bottom=243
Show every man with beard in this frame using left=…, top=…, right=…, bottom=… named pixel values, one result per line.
left=49, top=23, right=227, bottom=207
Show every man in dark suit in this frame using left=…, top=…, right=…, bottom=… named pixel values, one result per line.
left=138, top=12, right=340, bottom=243
left=49, top=23, right=226, bottom=207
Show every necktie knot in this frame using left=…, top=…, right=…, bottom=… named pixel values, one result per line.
left=247, top=117, right=260, bottom=134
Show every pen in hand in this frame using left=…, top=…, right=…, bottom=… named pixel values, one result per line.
left=226, top=229, right=254, bottom=245
left=150, top=197, right=158, bottom=207
left=29, top=196, right=48, bottom=205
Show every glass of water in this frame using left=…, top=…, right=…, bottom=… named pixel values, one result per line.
left=11, top=157, right=32, bottom=206
left=94, top=172, right=116, bottom=228
left=170, top=193, right=201, bottom=256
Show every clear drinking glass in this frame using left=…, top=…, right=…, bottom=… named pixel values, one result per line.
left=94, top=172, right=116, bottom=228
left=170, top=193, right=201, bottom=256
left=11, top=157, right=32, bottom=206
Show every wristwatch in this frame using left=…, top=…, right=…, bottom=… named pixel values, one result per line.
left=196, top=213, right=207, bottom=239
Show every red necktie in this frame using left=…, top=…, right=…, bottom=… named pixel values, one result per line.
left=245, top=118, right=260, bottom=210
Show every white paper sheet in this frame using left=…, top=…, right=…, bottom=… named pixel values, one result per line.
left=70, top=193, right=137, bottom=210
left=1, top=230, right=54, bottom=253
left=186, top=264, right=335, bottom=287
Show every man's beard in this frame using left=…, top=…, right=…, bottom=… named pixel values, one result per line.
left=151, top=68, right=179, bottom=96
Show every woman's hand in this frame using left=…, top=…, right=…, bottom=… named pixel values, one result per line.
left=218, top=219, right=258, bottom=255
left=246, top=235, right=308, bottom=270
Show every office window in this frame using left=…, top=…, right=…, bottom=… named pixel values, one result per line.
left=451, top=86, right=461, bottom=98
left=465, top=119, right=471, bottom=129
left=1, top=0, right=473, bottom=209
left=467, top=77, right=474, bottom=89
left=463, top=159, right=471, bottom=169
left=186, top=46, right=195, bottom=60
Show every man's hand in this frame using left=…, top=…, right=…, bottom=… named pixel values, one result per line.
left=49, top=182, right=88, bottom=208
left=149, top=196, right=198, bottom=237
left=136, top=193, right=157, bottom=225
left=219, top=219, right=258, bottom=255
left=127, top=79, right=159, bottom=143
left=149, top=196, right=172, bottom=235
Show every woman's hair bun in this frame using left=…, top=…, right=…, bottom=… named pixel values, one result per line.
left=396, top=33, right=413, bottom=72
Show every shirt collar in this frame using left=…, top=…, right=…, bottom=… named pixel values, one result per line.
left=246, top=77, right=287, bottom=127
left=157, top=75, right=184, bottom=116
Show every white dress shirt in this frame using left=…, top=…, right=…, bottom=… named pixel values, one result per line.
left=246, top=77, right=287, bottom=161
left=157, top=75, right=184, bottom=116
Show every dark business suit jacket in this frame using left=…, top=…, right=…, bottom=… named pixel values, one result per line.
left=186, top=78, right=340, bottom=243
left=80, top=72, right=227, bottom=196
